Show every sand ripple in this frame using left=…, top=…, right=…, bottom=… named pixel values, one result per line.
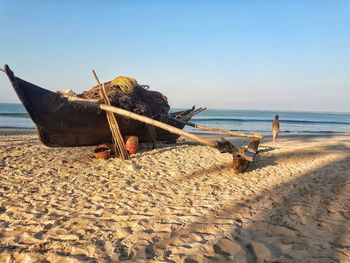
left=0, top=135, right=349, bottom=262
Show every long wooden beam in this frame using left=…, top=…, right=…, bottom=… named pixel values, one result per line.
left=170, top=118, right=263, bottom=139
left=99, top=104, right=218, bottom=149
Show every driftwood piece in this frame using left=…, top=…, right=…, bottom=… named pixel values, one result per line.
left=232, top=138, right=260, bottom=172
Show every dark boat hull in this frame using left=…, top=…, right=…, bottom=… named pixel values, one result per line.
left=5, top=65, right=192, bottom=147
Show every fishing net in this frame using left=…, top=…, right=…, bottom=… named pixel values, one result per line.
left=77, top=80, right=170, bottom=119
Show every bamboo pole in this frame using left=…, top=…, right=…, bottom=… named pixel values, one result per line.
left=99, top=104, right=218, bottom=149
left=92, top=70, right=129, bottom=160
left=66, top=98, right=259, bottom=155
left=170, top=118, right=263, bottom=139
left=72, top=100, right=259, bottom=169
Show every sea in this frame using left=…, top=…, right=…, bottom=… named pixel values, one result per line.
left=0, top=103, right=349, bottom=136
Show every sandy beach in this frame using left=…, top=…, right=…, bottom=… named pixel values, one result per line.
left=0, top=133, right=349, bottom=262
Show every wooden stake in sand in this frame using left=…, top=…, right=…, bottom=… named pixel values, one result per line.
left=92, top=70, right=129, bottom=160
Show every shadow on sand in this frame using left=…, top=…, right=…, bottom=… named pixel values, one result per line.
left=154, top=136, right=350, bottom=261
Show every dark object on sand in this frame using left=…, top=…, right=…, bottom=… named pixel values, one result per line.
left=94, top=144, right=113, bottom=159
left=232, top=138, right=260, bottom=172
left=4, top=65, right=199, bottom=147
left=217, top=138, right=260, bottom=172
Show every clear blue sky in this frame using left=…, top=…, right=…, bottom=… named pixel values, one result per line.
left=0, top=0, right=349, bottom=111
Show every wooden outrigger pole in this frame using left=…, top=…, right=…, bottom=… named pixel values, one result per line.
left=98, top=103, right=261, bottom=172
left=170, top=117, right=263, bottom=140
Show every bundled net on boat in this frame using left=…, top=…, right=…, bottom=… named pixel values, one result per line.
left=77, top=78, right=170, bottom=120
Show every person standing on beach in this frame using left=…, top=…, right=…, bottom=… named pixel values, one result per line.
left=272, top=114, right=280, bottom=142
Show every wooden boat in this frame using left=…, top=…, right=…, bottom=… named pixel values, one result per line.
left=4, top=65, right=201, bottom=147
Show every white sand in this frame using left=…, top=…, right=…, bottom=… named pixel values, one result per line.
left=0, top=134, right=349, bottom=262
